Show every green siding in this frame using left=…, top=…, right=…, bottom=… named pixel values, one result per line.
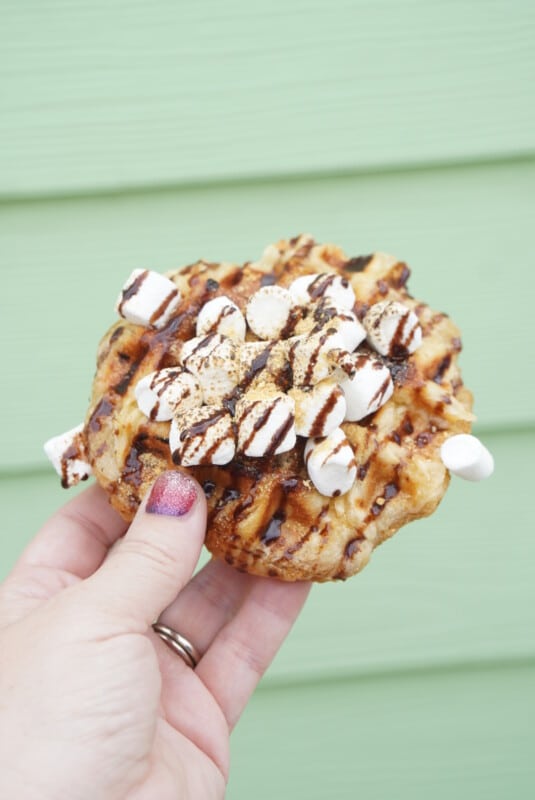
left=2, top=1, right=534, bottom=797
left=2, top=1, right=535, bottom=196
left=229, top=662, right=535, bottom=799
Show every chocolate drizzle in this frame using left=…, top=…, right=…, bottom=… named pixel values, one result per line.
left=117, top=270, right=148, bottom=315
left=260, top=512, right=286, bottom=544
left=345, top=254, right=373, bottom=272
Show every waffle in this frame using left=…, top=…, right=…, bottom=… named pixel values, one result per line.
left=83, top=235, right=474, bottom=581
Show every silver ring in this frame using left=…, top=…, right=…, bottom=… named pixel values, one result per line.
left=152, top=623, right=200, bottom=669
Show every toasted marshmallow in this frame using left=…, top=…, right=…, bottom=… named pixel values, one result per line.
left=290, top=378, right=346, bottom=438
left=170, top=406, right=236, bottom=466
left=337, top=354, right=394, bottom=421
left=246, top=286, right=296, bottom=340
left=440, top=434, right=494, bottom=481
left=289, top=273, right=355, bottom=310
left=235, top=391, right=296, bottom=457
left=196, top=295, right=246, bottom=342
left=313, top=302, right=366, bottom=353
left=180, top=333, right=223, bottom=366
left=363, top=300, right=422, bottom=358
left=184, top=336, right=240, bottom=405
left=304, top=427, right=357, bottom=497
left=289, top=331, right=340, bottom=386
left=115, top=269, right=181, bottom=329
left=44, top=423, right=92, bottom=488
left=134, top=368, right=202, bottom=422
left=238, top=341, right=274, bottom=386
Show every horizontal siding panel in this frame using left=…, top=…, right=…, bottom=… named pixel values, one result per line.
left=1, top=0, right=534, bottom=196
left=2, top=428, right=534, bottom=682
left=229, top=662, right=535, bottom=799
left=2, top=157, right=534, bottom=469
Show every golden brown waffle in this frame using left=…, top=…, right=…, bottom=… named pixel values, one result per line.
left=84, top=235, right=473, bottom=581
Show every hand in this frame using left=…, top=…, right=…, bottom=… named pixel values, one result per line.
left=0, top=471, right=310, bottom=799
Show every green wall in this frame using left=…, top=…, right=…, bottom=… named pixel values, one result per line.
left=2, top=1, right=534, bottom=797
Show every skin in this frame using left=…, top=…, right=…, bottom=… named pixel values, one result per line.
left=0, top=474, right=310, bottom=799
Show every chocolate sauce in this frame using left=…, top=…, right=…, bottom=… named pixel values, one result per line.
left=377, top=279, right=389, bottom=296
left=113, top=343, right=149, bottom=395
left=345, top=254, right=373, bottom=272
left=217, top=487, right=241, bottom=508
left=88, top=396, right=114, bottom=433
left=384, top=482, right=399, bottom=500
left=345, top=538, right=362, bottom=558
left=416, top=432, right=432, bottom=448
left=432, top=354, right=452, bottom=384
left=281, top=477, right=299, bottom=492
left=357, top=462, right=369, bottom=481
left=149, top=287, right=179, bottom=326
left=110, top=326, right=124, bottom=344
left=202, top=480, right=216, bottom=498
left=260, top=512, right=285, bottom=544
left=179, top=410, right=227, bottom=442
left=117, top=270, right=148, bottom=315
left=391, top=262, right=410, bottom=289
left=308, top=389, right=339, bottom=438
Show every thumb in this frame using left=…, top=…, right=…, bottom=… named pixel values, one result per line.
left=82, top=470, right=207, bottom=629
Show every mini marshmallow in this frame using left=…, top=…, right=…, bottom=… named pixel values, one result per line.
left=289, top=331, right=340, bottom=386
left=246, top=286, right=296, bottom=340
left=363, top=300, right=422, bottom=358
left=289, top=273, right=356, bottom=310
left=338, top=355, right=394, bottom=421
left=134, top=368, right=202, bottom=422
left=180, top=332, right=224, bottom=366
left=170, top=406, right=236, bottom=466
left=290, top=378, right=346, bottom=438
left=304, top=427, right=357, bottom=497
left=440, top=434, right=494, bottom=481
left=44, top=423, right=92, bottom=488
left=115, top=269, right=181, bottom=329
left=196, top=295, right=246, bottom=342
left=313, top=302, right=366, bottom=353
left=236, top=391, right=296, bottom=457
left=184, top=336, right=240, bottom=405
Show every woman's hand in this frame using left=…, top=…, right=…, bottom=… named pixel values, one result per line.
left=0, top=471, right=310, bottom=799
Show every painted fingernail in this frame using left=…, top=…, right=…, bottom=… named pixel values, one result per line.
left=146, top=470, right=198, bottom=517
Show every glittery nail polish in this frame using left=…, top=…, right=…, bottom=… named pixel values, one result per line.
left=146, top=471, right=198, bottom=517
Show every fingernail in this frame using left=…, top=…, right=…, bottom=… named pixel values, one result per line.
left=146, top=471, right=198, bottom=517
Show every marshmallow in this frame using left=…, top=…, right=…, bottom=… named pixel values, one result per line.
left=289, top=331, right=340, bottom=386
left=290, top=379, right=346, bottom=438
left=236, top=391, right=296, bottom=457
left=337, top=354, right=394, bottom=421
left=289, top=273, right=356, bottom=310
left=134, top=368, right=202, bottom=422
left=363, top=300, right=422, bottom=358
left=304, top=427, right=357, bottom=497
left=180, top=332, right=223, bottom=366
left=115, top=269, right=181, bottom=329
left=170, top=406, right=236, bottom=466
left=196, top=295, right=246, bottom=342
left=44, top=423, right=92, bottom=488
left=313, top=302, right=366, bottom=353
left=440, top=434, right=494, bottom=481
left=246, top=286, right=296, bottom=340
left=184, top=336, right=240, bottom=405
